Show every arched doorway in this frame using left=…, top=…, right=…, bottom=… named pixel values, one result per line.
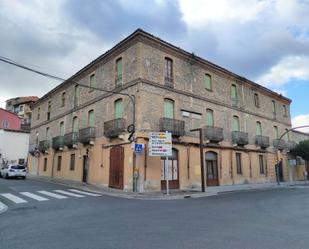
left=161, top=149, right=179, bottom=190
left=205, top=151, right=219, bottom=186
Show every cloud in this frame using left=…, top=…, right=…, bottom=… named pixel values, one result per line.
left=292, top=114, right=309, bottom=133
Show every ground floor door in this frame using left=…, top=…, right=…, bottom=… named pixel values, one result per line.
left=205, top=151, right=219, bottom=186
left=161, top=149, right=179, bottom=190
left=278, top=161, right=284, bottom=182
left=109, top=146, right=124, bottom=189
left=82, top=156, right=88, bottom=183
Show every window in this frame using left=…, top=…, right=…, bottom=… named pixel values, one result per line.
left=164, top=99, right=174, bottom=119
left=2, top=120, right=9, bottom=129
left=43, top=158, right=47, bottom=171
left=283, top=105, right=287, bottom=117
left=18, top=158, right=25, bottom=165
left=74, top=85, right=79, bottom=106
left=206, top=109, right=214, bottom=126
left=90, top=74, right=96, bottom=88
left=204, top=74, right=212, bottom=91
left=70, top=154, right=75, bottom=171
left=61, top=92, right=66, bottom=107
left=274, top=126, right=279, bottom=139
left=72, top=117, right=78, bottom=132
left=57, top=156, right=62, bottom=171
left=59, top=121, right=64, bottom=136
left=37, top=107, right=40, bottom=120
left=231, top=84, right=237, bottom=106
left=116, top=58, right=122, bottom=85
left=46, top=127, right=50, bottom=140
left=254, top=93, right=259, bottom=108
left=114, top=99, right=123, bottom=119
left=88, top=110, right=95, bottom=127
left=232, top=115, right=240, bottom=131
left=19, top=105, right=24, bottom=112
left=164, top=57, right=173, bottom=82
left=236, top=153, right=242, bottom=174
left=259, top=155, right=265, bottom=174
left=284, top=128, right=289, bottom=141
left=272, top=100, right=276, bottom=115
left=47, top=101, right=51, bottom=120
left=256, top=121, right=262, bottom=136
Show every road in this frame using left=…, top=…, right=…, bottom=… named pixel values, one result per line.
left=1, top=178, right=309, bottom=249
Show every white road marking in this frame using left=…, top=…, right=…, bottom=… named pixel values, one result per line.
left=20, top=192, right=48, bottom=201
left=37, top=191, right=68, bottom=199
left=1, top=193, right=27, bottom=204
left=54, top=190, right=85, bottom=197
left=68, top=189, right=101, bottom=196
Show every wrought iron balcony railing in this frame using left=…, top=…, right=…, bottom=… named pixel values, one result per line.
left=79, top=127, right=96, bottom=144
left=203, top=126, right=224, bottom=143
left=255, top=135, right=270, bottom=148
left=104, top=118, right=126, bottom=138
left=28, top=144, right=38, bottom=155
left=273, top=139, right=286, bottom=150
left=52, top=136, right=64, bottom=150
left=286, top=141, right=297, bottom=151
left=232, top=131, right=248, bottom=146
left=64, top=132, right=79, bottom=148
left=38, top=140, right=50, bottom=153
left=159, top=118, right=185, bottom=137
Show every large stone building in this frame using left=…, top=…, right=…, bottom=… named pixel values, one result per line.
left=28, top=29, right=303, bottom=192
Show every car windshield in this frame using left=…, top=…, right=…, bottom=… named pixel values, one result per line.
left=11, top=165, right=25, bottom=170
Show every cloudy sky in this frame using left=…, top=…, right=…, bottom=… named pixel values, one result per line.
left=0, top=0, right=309, bottom=131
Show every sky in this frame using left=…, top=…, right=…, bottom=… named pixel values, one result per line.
left=0, top=0, right=309, bottom=132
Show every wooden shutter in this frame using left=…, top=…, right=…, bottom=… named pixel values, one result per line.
left=115, top=99, right=123, bottom=119
left=164, top=99, right=174, bottom=119
left=232, top=116, right=240, bottom=131
left=206, top=109, right=214, bottom=126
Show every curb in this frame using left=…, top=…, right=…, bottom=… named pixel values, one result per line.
left=0, top=201, right=8, bottom=215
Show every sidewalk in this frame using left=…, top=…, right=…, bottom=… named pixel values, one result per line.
left=28, top=175, right=309, bottom=200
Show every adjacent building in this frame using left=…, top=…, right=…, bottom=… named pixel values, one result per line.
left=27, top=29, right=302, bottom=191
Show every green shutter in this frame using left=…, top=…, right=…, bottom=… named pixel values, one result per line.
left=231, top=85, right=237, bottom=99
left=256, top=122, right=262, bottom=136
left=272, top=101, right=276, bottom=113
left=90, top=74, right=96, bottom=88
left=274, top=126, right=278, bottom=139
left=46, top=128, right=49, bottom=140
left=72, top=118, right=78, bottom=132
left=206, top=110, right=213, bottom=126
left=60, top=122, right=64, bottom=136
left=116, top=59, right=122, bottom=81
left=74, top=86, right=79, bottom=105
left=164, top=100, right=174, bottom=118
left=204, top=74, right=212, bottom=90
left=115, top=100, right=123, bottom=119
left=88, top=111, right=94, bottom=127
left=232, top=116, right=239, bottom=131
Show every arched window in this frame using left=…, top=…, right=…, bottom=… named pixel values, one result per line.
left=256, top=121, right=262, bottom=136
left=72, top=117, right=78, bottom=133
left=59, top=121, right=64, bottom=136
left=274, top=126, right=278, bottom=139
left=74, top=85, right=79, bottom=106
left=283, top=105, right=287, bottom=117
left=114, top=99, right=123, bottom=119
left=272, top=100, right=276, bottom=114
left=90, top=74, right=96, bottom=88
left=46, top=127, right=50, bottom=140
left=88, top=110, right=94, bottom=127
left=204, top=74, right=212, bottom=90
left=254, top=93, right=259, bottom=107
left=206, top=109, right=214, bottom=126
left=61, top=92, right=66, bottom=107
left=37, top=107, right=40, bottom=120
left=164, top=57, right=173, bottom=83
left=232, top=115, right=240, bottom=131
left=116, top=57, right=122, bottom=85
left=164, top=99, right=174, bottom=119
left=231, top=84, right=237, bottom=106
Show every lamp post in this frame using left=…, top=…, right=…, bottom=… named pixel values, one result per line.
left=274, top=125, right=309, bottom=185
left=190, top=128, right=205, bottom=192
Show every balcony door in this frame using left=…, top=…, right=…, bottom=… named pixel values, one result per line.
left=205, top=151, right=219, bottom=186
left=161, top=149, right=179, bottom=190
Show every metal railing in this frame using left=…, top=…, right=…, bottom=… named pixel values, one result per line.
left=38, top=140, right=50, bottom=153
left=273, top=139, right=286, bottom=150
left=255, top=135, right=270, bottom=148
left=159, top=118, right=185, bottom=137
left=64, top=132, right=79, bottom=148
left=52, top=136, right=64, bottom=150
left=79, top=127, right=96, bottom=144
left=232, top=131, right=249, bottom=146
left=104, top=118, right=126, bottom=138
left=203, top=126, right=224, bottom=143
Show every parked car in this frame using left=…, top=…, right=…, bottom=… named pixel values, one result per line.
left=0, top=164, right=27, bottom=179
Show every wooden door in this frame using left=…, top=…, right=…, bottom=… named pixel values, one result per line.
left=205, top=151, right=219, bottom=186
left=82, top=155, right=88, bottom=183
left=161, top=149, right=179, bottom=190
left=109, top=146, right=124, bottom=189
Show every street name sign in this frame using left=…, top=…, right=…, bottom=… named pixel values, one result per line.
left=148, top=132, right=172, bottom=157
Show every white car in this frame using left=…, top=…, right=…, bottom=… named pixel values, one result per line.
left=0, top=164, right=27, bottom=179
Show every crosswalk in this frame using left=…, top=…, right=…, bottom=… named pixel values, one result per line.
left=0, top=189, right=101, bottom=204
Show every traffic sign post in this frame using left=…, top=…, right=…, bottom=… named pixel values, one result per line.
left=148, top=132, right=172, bottom=195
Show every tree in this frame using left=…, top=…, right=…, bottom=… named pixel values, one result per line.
left=290, top=140, right=309, bottom=179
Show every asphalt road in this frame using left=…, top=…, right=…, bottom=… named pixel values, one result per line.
left=1, top=178, right=309, bottom=249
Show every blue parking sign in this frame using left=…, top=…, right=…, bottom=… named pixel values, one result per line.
left=134, top=143, right=143, bottom=153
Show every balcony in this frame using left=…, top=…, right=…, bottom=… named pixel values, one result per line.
left=255, top=135, right=270, bottom=148
left=159, top=118, right=185, bottom=137
left=79, top=127, right=96, bottom=144
left=64, top=132, right=79, bottom=148
left=273, top=139, right=286, bottom=150
left=104, top=118, right=126, bottom=138
left=286, top=141, right=297, bottom=151
left=38, top=140, right=50, bottom=153
left=232, top=131, right=248, bottom=146
left=28, top=144, right=38, bottom=155
left=52, top=136, right=64, bottom=150
left=203, top=126, right=224, bottom=143
left=21, top=123, right=31, bottom=131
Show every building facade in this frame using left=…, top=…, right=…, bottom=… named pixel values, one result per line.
left=28, top=29, right=298, bottom=191
left=0, top=108, right=22, bottom=130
